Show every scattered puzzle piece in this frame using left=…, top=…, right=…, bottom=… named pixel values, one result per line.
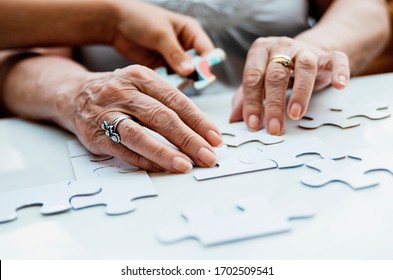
left=157, top=196, right=314, bottom=246
left=67, top=140, right=157, bottom=215
left=240, top=138, right=345, bottom=168
left=299, top=102, right=390, bottom=129
left=156, top=48, right=226, bottom=90
left=0, top=181, right=100, bottom=223
left=193, top=145, right=276, bottom=180
left=221, top=122, right=284, bottom=147
left=301, top=149, right=393, bottom=189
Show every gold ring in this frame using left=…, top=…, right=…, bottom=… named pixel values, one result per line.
left=269, top=55, right=294, bottom=69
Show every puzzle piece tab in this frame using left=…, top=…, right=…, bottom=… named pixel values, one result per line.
left=299, top=102, right=390, bottom=129
left=193, top=145, right=276, bottom=181
left=156, top=48, right=226, bottom=90
left=157, top=197, right=314, bottom=246
left=240, top=138, right=345, bottom=168
left=301, top=149, right=393, bottom=189
left=221, top=122, right=284, bottom=147
left=67, top=140, right=157, bottom=215
left=0, top=181, right=100, bottom=223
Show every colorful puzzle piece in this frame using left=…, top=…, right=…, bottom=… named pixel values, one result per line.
left=240, top=138, right=345, bottom=168
left=156, top=48, right=226, bottom=90
left=0, top=180, right=100, bottom=223
left=157, top=196, right=314, bottom=246
left=299, top=102, right=390, bottom=129
left=221, top=122, right=284, bottom=147
left=301, top=149, right=393, bottom=189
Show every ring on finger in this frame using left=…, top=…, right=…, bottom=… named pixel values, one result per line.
left=270, top=55, right=294, bottom=69
left=101, top=115, right=131, bottom=143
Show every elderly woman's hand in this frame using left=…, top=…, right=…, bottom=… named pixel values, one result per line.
left=230, top=36, right=350, bottom=135
left=64, top=65, right=222, bottom=173
left=111, top=0, right=215, bottom=76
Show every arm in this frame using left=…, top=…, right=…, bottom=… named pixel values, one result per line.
left=0, top=0, right=214, bottom=75
left=298, top=0, right=391, bottom=75
left=0, top=52, right=221, bottom=173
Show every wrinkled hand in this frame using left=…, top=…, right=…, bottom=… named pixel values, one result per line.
left=111, top=0, right=214, bottom=76
left=230, top=36, right=350, bottom=135
left=69, top=65, right=222, bottom=173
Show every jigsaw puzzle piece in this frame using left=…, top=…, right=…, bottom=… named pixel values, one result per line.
left=240, top=138, right=345, bottom=168
left=221, top=122, right=284, bottom=147
left=301, top=149, right=393, bottom=189
left=299, top=109, right=361, bottom=129
left=157, top=197, right=314, bottom=246
left=70, top=168, right=157, bottom=215
left=0, top=181, right=100, bottom=223
left=193, top=145, right=276, bottom=180
left=300, top=159, right=379, bottom=189
left=332, top=102, right=390, bottom=120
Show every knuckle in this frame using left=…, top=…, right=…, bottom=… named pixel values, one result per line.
left=276, top=36, right=293, bottom=47
left=296, top=53, right=317, bottom=71
left=177, top=131, right=198, bottom=151
left=252, top=37, right=268, bottom=48
left=161, top=90, right=187, bottom=109
left=244, top=97, right=262, bottom=111
left=266, top=67, right=288, bottom=83
left=148, top=106, right=178, bottom=129
left=265, top=98, right=285, bottom=113
left=121, top=124, right=144, bottom=147
left=125, top=65, right=151, bottom=80
left=243, top=68, right=264, bottom=89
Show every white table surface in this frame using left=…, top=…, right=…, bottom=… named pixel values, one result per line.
left=1, top=73, right=393, bottom=260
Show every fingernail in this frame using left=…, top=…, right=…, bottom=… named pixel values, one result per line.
left=205, top=130, right=222, bottom=147
left=289, top=103, right=302, bottom=120
left=179, top=60, right=194, bottom=73
left=268, top=118, right=281, bottom=135
left=172, top=156, right=193, bottom=173
left=197, top=147, right=217, bottom=167
left=339, top=75, right=347, bottom=86
left=248, top=115, right=260, bottom=131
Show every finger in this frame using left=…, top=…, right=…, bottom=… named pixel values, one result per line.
left=330, top=51, right=350, bottom=89
left=128, top=65, right=222, bottom=148
left=287, top=50, right=318, bottom=120
left=264, top=55, right=292, bottom=136
left=154, top=24, right=194, bottom=76
left=177, top=16, right=215, bottom=56
left=241, top=38, right=269, bottom=131
left=229, top=86, right=245, bottom=123
left=103, top=115, right=195, bottom=173
left=125, top=92, right=218, bottom=168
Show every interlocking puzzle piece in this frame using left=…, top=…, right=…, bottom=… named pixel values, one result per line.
left=0, top=181, right=100, bottom=223
left=301, top=149, right=393, bottom=189
left=68, top=140, right=139, bottom=179
left=240, top=138, right=345, bottom=168
left=156, top=48, right=226, bottom=90
left=193, top=145, right=276, bottom=180
left=157, top=196, right=314, bottom=246
left=70, top=167, right=157, bottom=215
left=221, top=122, right=284, bottom=147
left=67, top=141, right=157, bottom=215
left=299, top=102, right=390, bottom=129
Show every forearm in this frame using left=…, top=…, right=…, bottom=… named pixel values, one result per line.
left=0, top=0, right=119, bottom=49
left=296, top=0, right=390, bottom=74
left=0, top=52, right=89, bottom=132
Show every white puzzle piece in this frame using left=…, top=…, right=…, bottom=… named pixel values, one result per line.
left=301, top=149, right=393, bottom=189
left=0, top=181, right=100, bottom=223
left=221, top=122, right=284, bottom=147
left=193, top=145, right=276, bottom=181
left=299, top=102, right=390, bottom=129
left=67, top=140, right=157, bottom=215
left=240, top=138, right=345, bottom=168
left=70, top=167, right=157, bottom=215
left=157, top=196, right=314, bottom=246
